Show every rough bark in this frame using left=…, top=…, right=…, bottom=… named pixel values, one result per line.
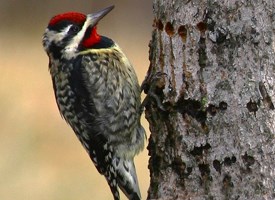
left=144, top=0, right=275, bottom=199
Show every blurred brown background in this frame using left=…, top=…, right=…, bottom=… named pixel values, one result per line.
left=0, top=1, right=152, bottom=199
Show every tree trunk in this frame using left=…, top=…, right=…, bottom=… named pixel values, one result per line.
left=144, top=0, right=275, bottom=199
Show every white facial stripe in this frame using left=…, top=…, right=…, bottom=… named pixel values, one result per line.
left=43, top=26, right=72, bottom=50
left=64, top=18, right=92, bottom=56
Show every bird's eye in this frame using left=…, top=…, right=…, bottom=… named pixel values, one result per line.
left=68, top=25, right=79, bottom=34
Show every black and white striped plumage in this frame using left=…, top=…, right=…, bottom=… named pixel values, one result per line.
left=42, top=6, right=145, bottom=200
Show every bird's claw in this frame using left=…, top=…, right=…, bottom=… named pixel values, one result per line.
left=140, top=71, right=167, bottom=112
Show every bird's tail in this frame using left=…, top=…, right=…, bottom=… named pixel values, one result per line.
left=113, top=157, right=141, bottom=200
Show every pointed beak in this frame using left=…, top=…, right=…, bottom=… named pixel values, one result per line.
left=86, top=5, right=115, bottom=27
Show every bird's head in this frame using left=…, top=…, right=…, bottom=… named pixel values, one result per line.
left=43, top=5, right=114, bottom=59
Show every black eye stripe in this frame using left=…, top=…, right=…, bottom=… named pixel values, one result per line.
left=69, top=25, right=80, bottom=34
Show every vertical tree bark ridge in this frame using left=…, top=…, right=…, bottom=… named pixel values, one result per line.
left=145, top=0, right=275, bottom=199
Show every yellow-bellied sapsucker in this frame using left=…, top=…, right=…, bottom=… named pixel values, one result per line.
left=42, top=5, right=145, bottom=200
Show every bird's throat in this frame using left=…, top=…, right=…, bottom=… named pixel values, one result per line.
left=82, top=27, right=101, bottom=48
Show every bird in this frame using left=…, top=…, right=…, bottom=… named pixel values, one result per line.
left=42, top=5, right=145, bottom=200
